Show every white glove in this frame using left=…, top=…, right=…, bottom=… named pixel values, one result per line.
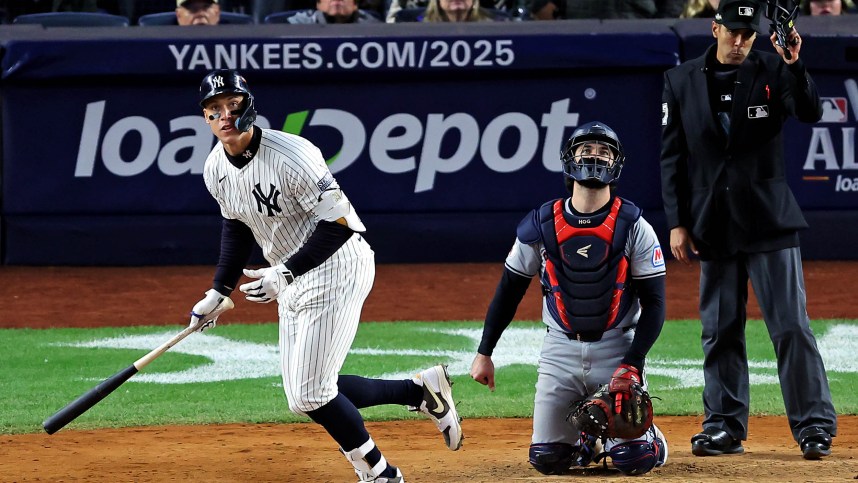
left=239, top=264, right=294, bottom=303
left=189, top=289, right=225, bottom=332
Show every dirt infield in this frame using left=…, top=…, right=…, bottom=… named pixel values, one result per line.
left=1, top=261, right=857, bottom=482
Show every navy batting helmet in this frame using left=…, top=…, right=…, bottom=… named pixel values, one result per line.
left=560, top=121, right=625, bottom=186
left=199, top=69, right=257, bottom=133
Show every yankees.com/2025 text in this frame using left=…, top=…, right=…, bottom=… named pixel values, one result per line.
left=168, top=40, right=515, bottom=71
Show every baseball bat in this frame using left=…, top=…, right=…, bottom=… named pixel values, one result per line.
left=42, top=296, right=234, bottom=435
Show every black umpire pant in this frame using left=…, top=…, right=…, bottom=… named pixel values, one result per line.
left=698, top=247, right=837, bottom=442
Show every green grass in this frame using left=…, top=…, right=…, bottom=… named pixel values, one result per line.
left=1, top=319, right=855, bottom=434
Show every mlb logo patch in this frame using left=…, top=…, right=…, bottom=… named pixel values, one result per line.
left=738, top=6, right=754, bottom=16
left=820, top=97, right=848, bottom=123
left=652, top=245, right=665, bottom=268
left=748, top=105, right=769, bottom=119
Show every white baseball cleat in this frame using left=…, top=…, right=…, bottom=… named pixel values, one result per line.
left=410, top=364, right=464, bottom=451
left=355, top=466, right=404, bottom=483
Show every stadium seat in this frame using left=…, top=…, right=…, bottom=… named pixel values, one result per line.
left=263, top=10, right=303, bottom=23
left=137, top=11, right=254, bottom=25
left=393, top=7, right=425, bottom=22
left=253, top=0, right=291, bottom=24
left=12, top=12, right=130, bottom=27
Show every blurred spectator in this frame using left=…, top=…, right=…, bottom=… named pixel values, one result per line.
left=680, top=0, right=717, bottom=18
left=802, top=0, right=852, bottom=15
left=525, top=0, right=683, bottom=20
left=658, top=0, right=686, bottom=17
left=288, top=0, right=381, bottom=23
left=176, top=0, right=221, bottom=25
left=563, top=0, right=680, bottom=18
left=386, top=0, right=427, bottom=21
left=4, top=0, right=98, bottom=23
left=530, top=0, right=561, bottom=18
left=421, top=0, right=502, bottom=21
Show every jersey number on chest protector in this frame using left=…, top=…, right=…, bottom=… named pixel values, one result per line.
left=535, top=197, right=640, bottom=334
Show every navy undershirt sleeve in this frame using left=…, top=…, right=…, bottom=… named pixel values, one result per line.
left=478, top=267, right=533, bottom=356
left=213, top=218, right=255, bottom=296
left=284, top=220, right=354, bottom=277
left=621, top=275, right=666, bottom=371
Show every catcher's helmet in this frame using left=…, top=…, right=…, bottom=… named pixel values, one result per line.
left=560, top=121, right=625, bottom=186
left=199, top=69, right=257, bottom=133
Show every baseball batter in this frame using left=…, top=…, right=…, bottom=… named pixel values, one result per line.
left=188, top=69, right=463, bottom=483
left=470, top=122, right=668, bottom=476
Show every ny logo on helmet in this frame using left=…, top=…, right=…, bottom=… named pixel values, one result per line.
left=212, top=76, right=225, bottom=88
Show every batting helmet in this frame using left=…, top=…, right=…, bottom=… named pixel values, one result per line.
left=560, top=121, right=625, bottom=186
left=199, top=69, right=257, bottom=133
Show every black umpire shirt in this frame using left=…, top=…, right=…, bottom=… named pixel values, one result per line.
left=660, top=44, right=822, bottom=260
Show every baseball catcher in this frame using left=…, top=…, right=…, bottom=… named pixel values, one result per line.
left=470, top=121, right=668, bottom=476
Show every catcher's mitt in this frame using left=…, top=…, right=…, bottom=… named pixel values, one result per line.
left=566, top=383, right=653, bottom=440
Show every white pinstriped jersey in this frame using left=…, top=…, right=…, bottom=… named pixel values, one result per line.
left=504, top=198, right=666, bottom=333
left=203, top=129, right=347, bottom=266
left=203, top=127, right=375, bottom=414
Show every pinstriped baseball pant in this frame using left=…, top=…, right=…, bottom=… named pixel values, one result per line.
left=277, top=235, right=375, bottom=415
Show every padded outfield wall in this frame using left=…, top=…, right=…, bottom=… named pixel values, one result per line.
left=0, top=17, right=856, bottom=265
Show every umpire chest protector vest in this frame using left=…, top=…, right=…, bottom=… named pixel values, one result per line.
left=517, top=197, right=641, bottom=338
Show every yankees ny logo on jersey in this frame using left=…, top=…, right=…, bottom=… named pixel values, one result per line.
left=253, top=183, right=282, bottom=216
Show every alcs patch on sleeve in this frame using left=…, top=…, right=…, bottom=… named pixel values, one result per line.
left=317, top=172, right=334, bottom=191
left=651, top=245, right=665, bottom=267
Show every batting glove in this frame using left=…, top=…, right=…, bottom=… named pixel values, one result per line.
left=189, top=289, right=225, bottom=332
left=240, top=264, right=294, bottom=303
left=608, top=363, right=642, bottom=414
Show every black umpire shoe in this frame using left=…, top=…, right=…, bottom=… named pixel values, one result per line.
left=799, top=427, right=832, bottom=460
left=690, top=427, right=744, bottom=456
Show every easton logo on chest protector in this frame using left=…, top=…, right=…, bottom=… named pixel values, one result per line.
left=539, top=197, right=637, bottom=335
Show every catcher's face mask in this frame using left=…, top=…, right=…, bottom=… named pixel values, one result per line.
left=763, top=0, right=801, bottom=58
left=560, top=122, right=625, bottom=187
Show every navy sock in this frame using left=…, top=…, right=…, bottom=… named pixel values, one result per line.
left=338, top=374, right=423, bottom=408
left=305, top=393, right=393, bottom=475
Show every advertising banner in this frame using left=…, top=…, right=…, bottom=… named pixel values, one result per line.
left=6, top=19, right=855, bottom=262
left=2, top=75, right=666, bottom=217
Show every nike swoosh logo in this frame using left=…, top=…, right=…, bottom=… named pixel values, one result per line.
left=428, top=388, right=448, bottom=416
left=218, top=175, right=227, bottom=183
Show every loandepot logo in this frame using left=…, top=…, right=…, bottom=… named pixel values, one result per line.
left=73, top=98, right=579, bottom=193
left=57, top=323, right=858, bottom=389
left=281, top=99, right=578, bottom=193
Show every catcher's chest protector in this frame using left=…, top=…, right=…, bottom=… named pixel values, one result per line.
left=538, top=197, right=641, bottom=335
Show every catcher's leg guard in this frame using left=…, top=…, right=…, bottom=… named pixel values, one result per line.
left=529, top=443, right=576, bottom=475
left=604, top=425, right=667, bottom=475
